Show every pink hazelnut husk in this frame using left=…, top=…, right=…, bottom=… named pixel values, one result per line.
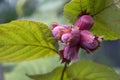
left=74, top=15, right=94, bottom=30
left=80, top=30, right=103, bottom=53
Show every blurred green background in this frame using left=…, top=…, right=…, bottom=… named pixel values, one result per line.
left=0, top=0, right=120, bottom=80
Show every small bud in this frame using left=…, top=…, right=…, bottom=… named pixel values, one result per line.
left=80, top=30, right=102, bottom=53
left=59, top=45, right=79, bottom=64
left=52, top=25, right=71, bottom=39
left=61, top=28, right=81, bottom=46
left=74, top=15, right=94, bottom=30
left=61, top=33, right=73, bottom=43
left=70, top=28, right=80, bottom=46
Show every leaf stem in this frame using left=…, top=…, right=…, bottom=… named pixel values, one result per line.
left=60, top=63, right=67, bottom=80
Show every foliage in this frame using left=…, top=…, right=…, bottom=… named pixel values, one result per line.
left=0, top=20, right=58, bottom=62
left=28, top=67, right=68, bottom=80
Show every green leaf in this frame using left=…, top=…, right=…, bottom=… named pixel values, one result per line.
left=28, top=67, right=68, bottom=80
left=67, top=60, right=120, bottom=80
left=64, top=0, right=120, bottom=40
left=0, top=20, right=58, bottom=62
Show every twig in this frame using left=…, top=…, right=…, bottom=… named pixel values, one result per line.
left=60, top=63, right=67, bottom=80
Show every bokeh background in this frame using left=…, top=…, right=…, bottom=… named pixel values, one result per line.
left=0, top=0, right=120, bottom=80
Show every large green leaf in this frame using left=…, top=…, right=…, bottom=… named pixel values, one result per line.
left=64, top=0, right=120, bottom=40
left=0, top=20, right=58, bottom=62
left=67, top=60, right=120, bottom=80
left=28, top=67, right=68, bottom=80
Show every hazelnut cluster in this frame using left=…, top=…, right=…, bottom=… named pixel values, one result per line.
left=51, top=15, right=103, bottom=64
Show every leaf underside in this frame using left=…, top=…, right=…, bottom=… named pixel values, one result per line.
left=0, top=20, right=58, bottom=62
left=64, top=0, right=120, bottom=40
